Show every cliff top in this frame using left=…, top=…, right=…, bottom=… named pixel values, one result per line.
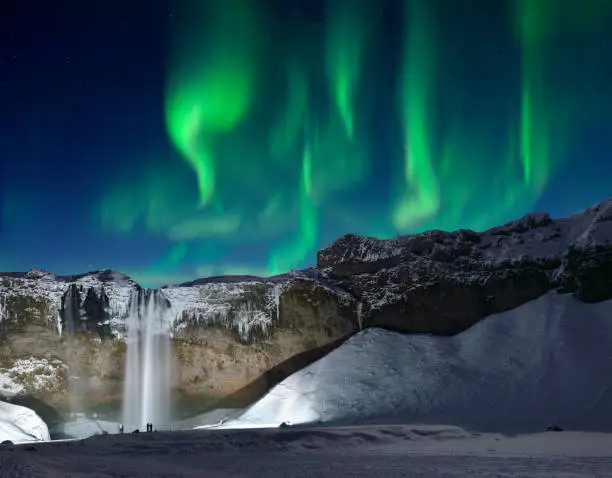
left=318, top=198, right=612, bottom=270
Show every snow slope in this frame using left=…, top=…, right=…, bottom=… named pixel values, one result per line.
left=2, top=425, right=612, bottom=477
left=226, top=292, right=612, bottom=432
left=0, top=401, right=49, bottom=442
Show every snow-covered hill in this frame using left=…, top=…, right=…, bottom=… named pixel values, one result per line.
left=226, top=292, right=612, bottom=432
left=0, top=401, right=49, bottom=442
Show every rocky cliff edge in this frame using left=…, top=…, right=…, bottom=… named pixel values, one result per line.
left=319, top=198, right=612, bottom=334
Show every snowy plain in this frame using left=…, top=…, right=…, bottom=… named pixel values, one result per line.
left=3, top=425, right=612, bottom=477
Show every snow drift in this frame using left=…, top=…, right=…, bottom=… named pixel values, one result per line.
left=226, top=292, right=612, bottom=432
left=0, top=401, right=50, bottom=442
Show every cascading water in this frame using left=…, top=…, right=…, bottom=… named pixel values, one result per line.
left=63, top=285, right=85, bottom=417
left=122, top=289, right=173, bottom=431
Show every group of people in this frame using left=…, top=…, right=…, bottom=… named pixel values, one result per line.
left=118, top=422, right=154, bottom=434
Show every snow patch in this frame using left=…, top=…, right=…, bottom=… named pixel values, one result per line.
left=0, top=400, right=50, bottom=442
left=0, top=357, right=66, bottom=396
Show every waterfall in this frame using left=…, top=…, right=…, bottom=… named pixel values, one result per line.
left=64, top=284, right=79, bottom=334
left=0, top=295, right=6, bottom=322
left=122, top=289, right=173, bottom=431
left=63, top=285, right=85, bottom=416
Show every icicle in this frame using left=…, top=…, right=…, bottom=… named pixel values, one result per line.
left=56, top=311, right=63, bottom=335
left=0, top=295, right=6, bottom=323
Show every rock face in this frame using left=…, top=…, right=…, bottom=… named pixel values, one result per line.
left=0, top=269, right=357, bottom=418
left=318, top=198, right=612, bottom=334
left=0, top=198, right=610, bottom=421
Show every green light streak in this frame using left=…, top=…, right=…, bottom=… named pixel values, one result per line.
left=515, top=0, right=549, bottom=190
left=325, top=0, right=373, bottom=139
left=99, top=161, right=197, bottom=235
left=168, top=213, right=241, bottom=240
left=271, top=62, right=308, bottom=158
left=165, top=0, right=262, bottom=206
left=393, top=0, right=440, bottom=231
left=267, top=141, right=317, bottom=274
left=147, top=242, right=188, bottom=273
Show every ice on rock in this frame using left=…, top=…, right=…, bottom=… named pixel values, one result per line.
left=0, top=265, right=351, bottom=345
left=163, top=280, right=283, bottom=341
left=0, top=358, right=66, bottom=396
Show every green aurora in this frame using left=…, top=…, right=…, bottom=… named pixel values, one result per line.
left=96, top=0, right=611, bottom=283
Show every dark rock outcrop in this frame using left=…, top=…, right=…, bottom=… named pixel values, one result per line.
left=318, top=199, right=612, bottom=335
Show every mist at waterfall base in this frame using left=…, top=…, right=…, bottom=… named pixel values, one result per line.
left=1, top=0, right=612, bottom=286
left=63, top=286, right=87, bottom=417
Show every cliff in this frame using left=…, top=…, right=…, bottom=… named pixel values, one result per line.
left=319, top=199, right=612, bottom=334
left=0, top=269, right=357, bottom=419
left=0, top=199, right=610, bottom=422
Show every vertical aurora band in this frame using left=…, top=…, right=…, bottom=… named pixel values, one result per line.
left=325, top=0, right=373, bottom=139
left=392, top=0, right=440, bottom=231
left=165, top=0, right=262, bottom=207
left=512, top=0, right=612, bottom=196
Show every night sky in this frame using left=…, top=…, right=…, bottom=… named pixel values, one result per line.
left=1, top=0, right=611, bottom=287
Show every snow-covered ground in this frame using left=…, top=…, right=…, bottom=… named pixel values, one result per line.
left=0, top=401, right=49, bottom=443
left=61, top=416, right=121, bottom=438
left=225, top=292, right=612, bottom=432
left=1, top=424, right=612, bottom=477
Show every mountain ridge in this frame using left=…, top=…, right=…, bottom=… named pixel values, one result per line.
left=318, top=198, right=612, bottom=333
